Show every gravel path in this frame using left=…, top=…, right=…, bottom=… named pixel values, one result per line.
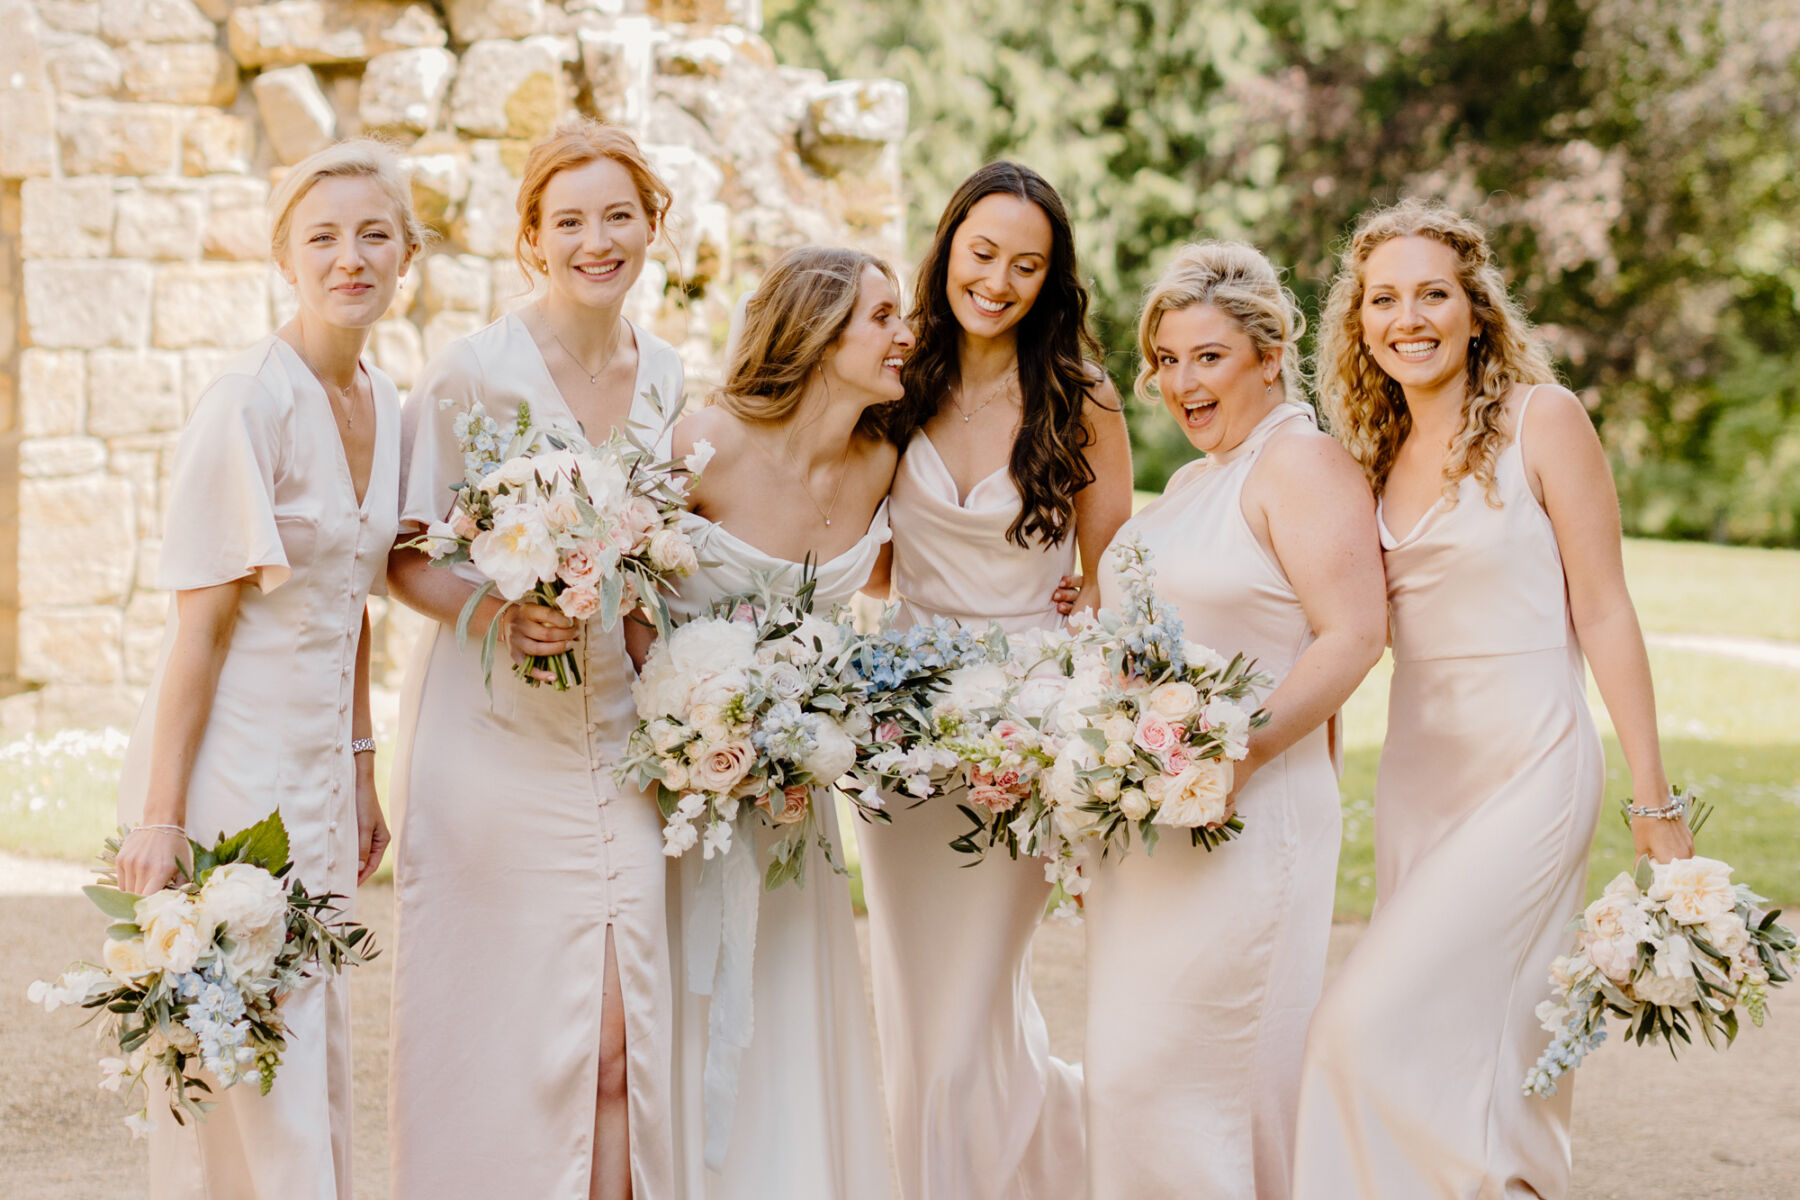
left=6, top=879, right=1796, bottom=1198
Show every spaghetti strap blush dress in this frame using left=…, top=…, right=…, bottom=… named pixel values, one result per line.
left=664, top=504, right=896, bottom=1200
left=386, top=313, right=684, bottom=1200
left=117, top=335, right=401, bottom=1200
left=857, top=432, right=1086, bottom=1200
left=1292, top=384, right=1604, bottom=1199
left=1085, top=403, right=1343, bottom=1200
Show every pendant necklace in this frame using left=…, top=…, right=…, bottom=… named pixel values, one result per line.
left=948, top=367, right=1017, bottom=423
left=293, top=339, right=362, bottom=429
left=544, top=312, right=622, bottom=384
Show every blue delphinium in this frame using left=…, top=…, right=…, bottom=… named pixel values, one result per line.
left=753, top=700, right=816, bottom=761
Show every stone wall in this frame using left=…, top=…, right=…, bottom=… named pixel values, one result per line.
left=0, top=0, right=906, bottom=733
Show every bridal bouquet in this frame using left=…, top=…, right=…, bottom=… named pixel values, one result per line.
left=413, top=390, right=709, bottom=690
left=950, top=538, right=1270, bottom=899
left=1525, top=834, right=1796, bottom=1098
left=837, top=616, right=1006, bottom=810
left=619, top=575, right=873, bottom=890
left=29, top=814, right=376, bottom=1137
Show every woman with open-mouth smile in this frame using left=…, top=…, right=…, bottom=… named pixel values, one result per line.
left=858, top=161, right=1132, bottom=1200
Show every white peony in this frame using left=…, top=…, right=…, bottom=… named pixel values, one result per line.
left=1637, top=934, right=1699, bottom=1006
left=470, top=504, right=560, bottom=600
left=1201, top=699, right=1252, bottom=760
left=936, top=663, right=1009, bottom=716
left=633, top=618, right=757, bottom=718
left=135, top=890, right=206, bottom=975
left=647, top=528, right=698, bottom=576
left=197, top=863, right=288, bottom=939
left=1182, top=641, right=1228, bottom=674
left=801, top=715, right=857, bottom=784
left=220, top=922, right=284, bottom=982
left=1012, top=675, right=1067, bottom=721
left=1648, top=856, right=1736, bottom=925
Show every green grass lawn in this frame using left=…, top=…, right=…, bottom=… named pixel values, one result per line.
left=4, top=538, right=1796, bottom=921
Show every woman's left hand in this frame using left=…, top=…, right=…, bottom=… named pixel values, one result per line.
left=356, top=767, right=391, bottom=884
left=1633, top=814, right=1694, bottom=864
left=1052, top=574, right=1082, bottom=617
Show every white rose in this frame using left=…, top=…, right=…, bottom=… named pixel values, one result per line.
left=1103, top=741, right=1134, bottom=768
left=135, top=891, right=206, bottom=975
left=648, top=719, right=685, bottom=754
left=103, top=935, right=154, bottom=986
left=1151, top=760, right=1234, bottom=828
left=647, top=528, right=698, bottom=576
left=1093, top=777, right=1120, bottom=802
left=1118, top=786, right=1152, bottom=821
left=470, top=504, right=561, bottom=600
left=1182, top=640, right=1228, bottom=674
left=197, top=863, right=288, bottom=939
left=801, top=715, right=857, bottom=784
left=762, top=661, right=808, bottom=703
left=1145, top=681, right=1201, bottom=722
left=220, top=922, right=284, bottom=982
left=661, top=760, right=690, bottom=792
left=1648, top=857, right=1736, bottom=925
left=481, top=455, right=539, bottom=493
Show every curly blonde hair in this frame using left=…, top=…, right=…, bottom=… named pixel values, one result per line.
left=1317, top=198, right=1558, bottom=503
left=1135, top=240, right=1306, bottom=407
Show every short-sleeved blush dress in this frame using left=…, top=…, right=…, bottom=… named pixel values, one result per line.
left=117, top=334, right=401, bottom=1200
left=386, top=313, right=683, bottom=1200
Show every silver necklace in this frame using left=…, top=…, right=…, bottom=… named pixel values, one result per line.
left=292, top=339, right=361, bottom=429
left=948, top=368, right=1017, bottom=423
left=543, top=312, right=622, bottom=384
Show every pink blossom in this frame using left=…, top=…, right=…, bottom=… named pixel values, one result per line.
left=451, top=509, right=479, bottom=540
left=558, top=542, right=606, bottom=589
left=556, top=585, right=602, bottom=621
left=1132, top=713, right=1179, bottom=758
left=1161, top=746, right=1191, bottom=775
left=969, top=784, right=1019, bottom=814
left=876, top=719, right=903, bottom=743
left=993, top=719, right=1031, bottom=749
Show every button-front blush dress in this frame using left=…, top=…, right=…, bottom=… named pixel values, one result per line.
left=1293, top=385, right=1603, bottom=1199
left=1085, top=404, right=1343, bottom=1200
left=857, top=432, right=1086, bottom=1200
left=386, top=314, right=683, bottom=1199
left=117, top=335, right=401, bottom=1200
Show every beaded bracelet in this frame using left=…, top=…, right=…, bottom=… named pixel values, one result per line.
left=132, top=823, right=187, bottom=837
left=351, top=738, right=377, bottom=755
left=1625, top=790, right=1688, bottom=821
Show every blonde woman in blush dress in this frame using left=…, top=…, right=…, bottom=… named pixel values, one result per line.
left=857, top=161, right=1132, bottom=1200
left=1083, top=242, right=1387, bottom=1200
left=385, top=118, right=682, bottom=1200
left=663, top=246, right=911, bottom=1200
left=113, top=139, right=423, bottom=1200
left=1291, top=198, right=1695, bottom=1200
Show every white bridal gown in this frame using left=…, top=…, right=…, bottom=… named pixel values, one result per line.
left=665, top=502, right=896, bottom=1200
left=118, top=335, right=401, bottom=1200
left=857, top=432, right=1087, bottom=1200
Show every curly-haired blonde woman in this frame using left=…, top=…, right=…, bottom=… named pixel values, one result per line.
left=1083, top=242, right=1385, bottom=1200
left=1292, top=199, right=1693, bottom=1200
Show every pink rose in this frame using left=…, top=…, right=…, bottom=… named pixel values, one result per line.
left=969, top=784, right=1019, bottom=814
left=451, top=509, right=479, bottom=540
left=876, top=719, right=903, bottom=743
left=609, top=497, right=661, bottom=555
left=992, top=719, right=1031, bottom=749
left=757, top=783, right=811, bottom=825
left=1132, top=713, right=1178, bottom=758
left=556, top=585, right=601, bottom=621
left=1161, top=746, right=1191, bottom=775
left=558, top=542, right=606, bottom=588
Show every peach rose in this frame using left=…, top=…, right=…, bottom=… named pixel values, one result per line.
left=757, top=783, right=811, bottom=825
left=1146, top=681, right=1201, bottom=722
left=1151, top=759, right=1233, bottom=829
left=1132, top=713, right=1178, bottom=758
left=692, top=740, right=755, bottom=793
left=556, top=585, right=602, bottom=621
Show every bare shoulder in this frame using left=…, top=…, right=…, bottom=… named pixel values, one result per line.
left=1515, top=382, right=1594, bottom=441
left=671, top=403, right=741, bottom=459
left=1082, top=366, right=1124, bottom=410
left=1258, top=421, right=1370, bottom=494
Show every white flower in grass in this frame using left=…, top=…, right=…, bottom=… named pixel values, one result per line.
left=470, top=504, right=560, bottom=600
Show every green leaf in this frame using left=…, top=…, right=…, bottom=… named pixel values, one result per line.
left=84, top=885, right=142, bottom=921
left=601, top=570, right=624, bottom=630
left=454, top=579, right=498, bottom=651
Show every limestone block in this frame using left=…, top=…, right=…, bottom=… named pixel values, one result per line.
left=252, top=64, right=336, bottom=165
left=359, top=47, right=456, bottom=134
left=41, top=32, right=123, bottom=96
left=799, top=78, right=907, bottom=175
left=136, top=539, right=163, bottom=591
left=227, top=1, right=447, bottom=69
left=125, top=593, right=170, bottom=684
left=422, top=252, right=491, bottom=315
left=444, top=0, right=544, bottom=43
left=23, top=260, right=154, bottom=349
left=17, top=607, right=127, bottom=685
left=38, top=0, right=102, bottom=35
left=270, top=272, right=299, bottom=327
left=578, top=18, right=660, bottom=131
left=424, top=310, right=483, bottom=361
left=0, top=0, right=56, bottom=179
left=20, top=177, right=116, bottom=259
left=645, top=0, right=746, bottom=25
left=403, top=138, right=470, bottom=230
left=58, top=100, right=184, bottom=175
left=454, top=142, right=521, bottom=257
left=449, top=37, right=567, bottom=141
left=203, top=177, right=270, bottom=260
left=19, top=349, right=88, bottom=438
left=183, top=110, right=254, bottom=176
left=20, top=473, right=134, bottom=605
left=657, top=36, right=733, bottom=77
left=491, top=256, right=535, bottom=316
left=107, top=438, right=168, bottom=538
left=368, top=318, right=423, bottom=389
left=88, top=350, right=185, bottom=436
left=98, top=0, right=215, bottom=43
left=152, top=262, right=272, bottom=349
left=21, top=436, right=108, bottom=477
left=115, top=185, right=207, bottom=261
left=646, top=142, right=723, bottom=211
left=120, top=43, right=239, bottom=107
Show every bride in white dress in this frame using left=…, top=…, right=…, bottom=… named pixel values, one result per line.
left=663, top=245, right=914, bottom=1199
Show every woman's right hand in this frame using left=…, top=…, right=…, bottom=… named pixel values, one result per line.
left=116, top=827, right=192, bottom=895
left=502, top=601, right=578, bottom=681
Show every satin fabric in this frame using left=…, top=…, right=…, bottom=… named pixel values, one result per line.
left=1085, top=405, right=1342, bottom=1200
left=1293, top=386, right=1603, bottom=1200
left=664, top=506, right=897, bottom=1200
left=858, top=432, right=1086, bottom=1200
left=387, top=315, right=683, bottom=1199
left=117, top=336, right=402, bottom=1200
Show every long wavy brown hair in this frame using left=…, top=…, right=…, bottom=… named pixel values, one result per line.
left=1317, top=198, right=1559, bottom=504
left=887, top=162, right=1107, bottom=547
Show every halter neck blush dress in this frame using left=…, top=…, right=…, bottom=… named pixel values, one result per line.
left=1293, top=385, right=1603, bottom=1199
left=857, top=431, right=1087, bottom=1200
left=1086, top=403, right=1343, bottom=1200
left=117, top=335, right=401, bottom=1200
left=664, top=504, right=896, bottom=1200
left=387, top=313, right=683, bottom=1199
